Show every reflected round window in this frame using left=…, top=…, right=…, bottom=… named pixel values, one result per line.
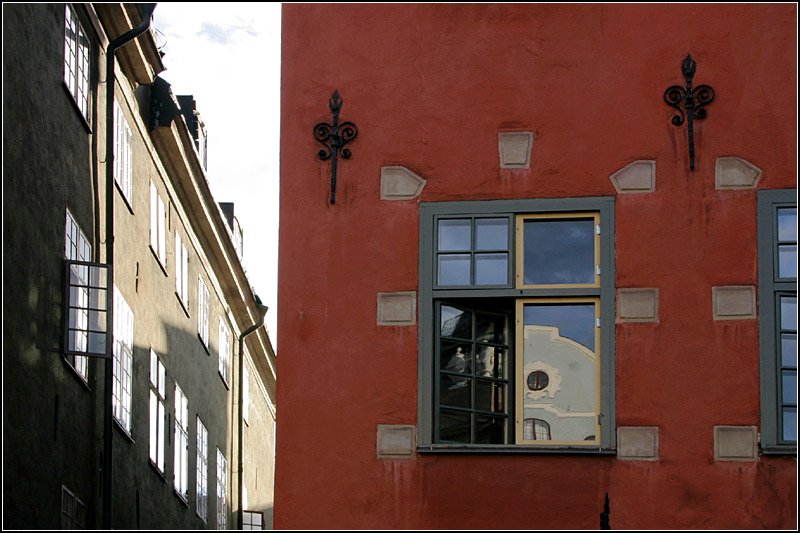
left=527, top=370, right=549, bottom=391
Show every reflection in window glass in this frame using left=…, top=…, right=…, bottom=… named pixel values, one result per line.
left=439, top=409, right=471, bottom=443
left=441, top=306, right=472, bottom=339
left=438, top=219, right=471, bottom=251
left=523, top=218, right=595, bottom=285
left=780, top=297, right=797, bottom=331
left=521, top=302, right=597, bottom=443
left=475, top=253, right=508, bottom=285
left=781, top=334, right=797, bottom=367
left=777, top=208, right=797, bottom=242
left=523, top=418, right=551, bottom=440
left=778, top=245, right=797, bottom=278
left=475, top=218, right=508, bottom=250
left=438, top=254, right=470, bottom=286
left=783, top=408, right=797, bottom=442
left=782, top=371, right=796, bottom=404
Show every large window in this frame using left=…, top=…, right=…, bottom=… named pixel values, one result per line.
left=419, top=198, right=615, bottom=451
left=60, top=485, right=87, bottom=529
left=150, top=182, right=167, bottom=267
left=174, top=383, right=189, bottom=499
left=196, top=417, right=208, bottom=521
left=112, top=286, right=134, bottom=433
left=198, top=276, right=210, bottom=348
left=175, top=232, right=189, bottom=306
left=63, top=5, right=90, bottom=120
left=219, top=319, right=231, bottom=385
left=217, top=449, right=228, bottom=530
left=113, top=101, right=132, bottom=204
left=149, top=350, right=166, bottom=473
left=758, top=189, right=797, bottom=453
left=64, top=209, right=91, bottom=380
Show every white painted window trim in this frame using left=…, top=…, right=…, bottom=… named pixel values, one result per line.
left=174, top=383, right=189, bottom=497
left=112, top=286, right=134, bottom=432
left=175, top=232, right=189, bottom=305
left=64, top=209, right=91, bottom=380
left=114, top=101, right=133, bottom=204
left=149, top=349, right=166, bottom=472
left=197, top=276, right=210, bottom=347
left=63, top=4, right=90, bottom=120
left=218, top=319, right=231, bottom=384
left=216, top=449, right=228, bottom=529
left=196, top=417, right=208, bottom=521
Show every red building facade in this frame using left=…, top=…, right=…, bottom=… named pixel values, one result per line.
left=277, top=4, right=797, bottom=529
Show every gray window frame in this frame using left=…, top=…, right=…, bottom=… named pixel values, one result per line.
left=418, top=197, right=616, bottom=453
left=757, top=188, right=797, bottom=454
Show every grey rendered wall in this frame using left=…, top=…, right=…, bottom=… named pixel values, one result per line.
left=2, top=3, right=98, bottom=528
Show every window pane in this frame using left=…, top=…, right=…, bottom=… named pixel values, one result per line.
left=521, top=302, right=597, bottom=442
left=440, top=341, right=471, bottom=374
left=781, top=333, right=797, bottom=368
left=439, top=409, right=471, bottom=443
left=438, top=254, right=470, bottom=285
left=476, top=313, right=507, bottom=345
left=782, top=370, right=796, bottom=405
left=780, top=296, right=797, bottom=331
left=475, top=415, right=505, bottom=444
left=475, top=253, right=508, bottom=285
left=475, top=218, right=508, bottom=250
left=778, top=245, right=797, bottom=278
left=475, top=380, right=505, bottom=413
left=441, top=305, right=472, bottom=339
left=777, top=207, right=797, bottom=242
left=475, top=346, right=505, bottom=379
left=523, top=218, right=595, bottom=285
left=440, top=375, right=471, bottom=408
left=783, top=408, right=797, bottom=442
left=523, top=304, right=596, bottom=351
left=437, top=219, right=471, bottom=251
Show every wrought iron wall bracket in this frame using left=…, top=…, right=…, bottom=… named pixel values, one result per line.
left=314, top=90, right=358, bottom=204
left=663, top=54, right=715, bottom=171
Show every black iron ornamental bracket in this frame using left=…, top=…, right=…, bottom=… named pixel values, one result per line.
left=663, top=54, right=715, bottom=171
left=314, top=90, right=358, bottom=204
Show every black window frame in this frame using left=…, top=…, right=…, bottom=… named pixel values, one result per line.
left=418, top=197, right=616, bottom=453
left=757, top=188, right=797, bottom=454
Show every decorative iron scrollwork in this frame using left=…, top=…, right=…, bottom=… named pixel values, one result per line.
left=314, top=90, right=358, bottom=204
left=663, top=54, right=715, bottom=171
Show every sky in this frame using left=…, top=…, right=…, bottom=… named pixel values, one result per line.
left=152, top=3, right=282, bottom=347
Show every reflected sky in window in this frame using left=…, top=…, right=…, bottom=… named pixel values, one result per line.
left=777, top=208, right=797, bottom=242
left=523, top=219, right=595, bottom=285
left=524, top=303, right=595, bottom=351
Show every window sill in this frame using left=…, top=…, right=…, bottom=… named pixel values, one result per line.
left=61, top=81, right=92, bottom=133
left=62, top=356, right=91, bottom=391
left=148, top=460, right=166, bottom=482
left=115, top=180, right=135, bottom=216
left=113, top=418, right=135, bottom=444
left=149, top=246, right=168, bottom=277
left=175, top=292, right=190, bottom=319
left=417, top=444, right=617, bottom=455
left=760, top=445, right=797, bottom=456
left=173, top=488, right=189, bottom=508
left=218, top=372, right=230, bottom=391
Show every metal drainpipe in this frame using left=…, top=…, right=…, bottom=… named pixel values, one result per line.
left=102, top=5, right=156, bottom=529
left=237, top=303, right=267, bottom=529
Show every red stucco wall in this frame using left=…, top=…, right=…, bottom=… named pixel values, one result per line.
left=277, top=4, right=797, bottom=529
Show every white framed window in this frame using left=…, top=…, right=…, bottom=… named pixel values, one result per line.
left=63, top=4, right=90, bottom=120
left=242, top=510, right=263, bottom=530
left=64, top=209, right=91, bottom=380
left=243, top=363, right=250, bottom=424
left=175, top=232, right=189, bottom=305
left=113, top=101, right=132, bottom=204
left=198, top=276, right=210, bottom=347
left=218, top=319, right=231, bottom=384
left=150, top=181, right=167, bottom=266
left=112, top=286, right=133, bottom=432
left=149, top=349, right=166, bottom=472
left=216, top=448, right=228, bottom=530
left=196, top=417, right=208, bottom=521
left=174, top=383, right=189, bottom=498
left=60, top=485, right=87, bottom=529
